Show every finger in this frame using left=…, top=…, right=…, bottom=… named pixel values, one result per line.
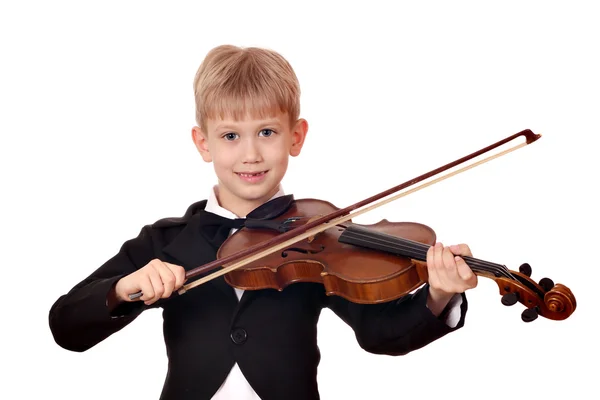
left=431, top=242, right=446, bottom=289
left=440, top=245, right=460, bottom=289
left=449, top=244, right=472, bottom=257
left=157, top=263, right=176, bottom=298
left=165, top=262, right=186, bottom=289
left=442, top=246, right=459, bottom=274
left=432, top=242, right=443, bottom=265
left=146, top=264, right=165, bottom=304
left=137, top=274, right=155, bottom=302
left=427, top=246, right=440, bottom=288
left=455, top=256, right=477, bottom=288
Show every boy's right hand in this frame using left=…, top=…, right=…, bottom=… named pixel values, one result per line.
left=115, top=259, right=186, bottom=305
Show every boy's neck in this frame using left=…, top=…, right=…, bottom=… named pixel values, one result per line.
left=212, top=185, right=284, bottom=218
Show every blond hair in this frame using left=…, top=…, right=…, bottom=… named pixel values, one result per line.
left=193, top=45, right=301, bottom=130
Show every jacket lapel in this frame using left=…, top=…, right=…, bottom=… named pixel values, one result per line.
left=160, top=205, right=238, bottom=303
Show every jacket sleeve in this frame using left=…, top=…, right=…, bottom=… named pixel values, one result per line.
left=48, top=225, right=156, bottom=352
left=325, top=283, right=468, bottom=356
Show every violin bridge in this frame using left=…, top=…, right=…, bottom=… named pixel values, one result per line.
left=305, top=215, right=326, bottom=243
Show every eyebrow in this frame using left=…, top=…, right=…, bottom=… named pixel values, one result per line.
left=213, top=124, right=236, bottom=131
left=214, top=120, right=282, bottom=132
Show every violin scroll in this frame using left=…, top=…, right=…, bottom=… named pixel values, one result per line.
left=495, top=263, right=576, bottom=322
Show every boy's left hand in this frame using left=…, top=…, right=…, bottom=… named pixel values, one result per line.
left=426, top=242, right=478, bottom=315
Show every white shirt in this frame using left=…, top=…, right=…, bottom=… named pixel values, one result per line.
left=206, top=185, right=462, bottom=399
left=207, top=185, right=282, bottom=400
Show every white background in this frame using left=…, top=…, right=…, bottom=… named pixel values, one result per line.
left=2, top=1, right=598, bottom=399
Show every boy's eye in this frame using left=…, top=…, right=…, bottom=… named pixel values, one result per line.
left=259, top=129, right=274, bottom=137
left=223, top=133, right=239, bottom=141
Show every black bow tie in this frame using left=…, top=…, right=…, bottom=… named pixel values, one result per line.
left=196, top=211, right=245, bottom=248
left=196, top=194, right=295, bottom=248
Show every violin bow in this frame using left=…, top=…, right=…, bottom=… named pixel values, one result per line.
left=172, top=129, right=541, bottom=294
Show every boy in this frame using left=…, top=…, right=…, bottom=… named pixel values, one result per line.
left=49, top=45, right=477, bottom=400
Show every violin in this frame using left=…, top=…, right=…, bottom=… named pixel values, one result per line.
left=217, top=198, right=575, bottom=322
left=131, top=129, right=577, bottom=322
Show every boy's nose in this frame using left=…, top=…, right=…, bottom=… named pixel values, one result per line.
left=242, top=139, right=262, bottom=163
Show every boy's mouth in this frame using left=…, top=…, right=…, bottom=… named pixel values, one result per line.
left=236, top=170, right=268, bottom=183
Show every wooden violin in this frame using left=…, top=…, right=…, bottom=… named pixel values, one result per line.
left=216, top=198, right=576, bottom=322
left=132, top=129, right=577, bottom=322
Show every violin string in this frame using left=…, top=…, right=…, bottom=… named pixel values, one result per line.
left=344, top=229, right=513, bottom=279
left=342, top=229, right=511, bottom=279
left=360, top=231, right=515, bottom=280
left=340, top=227, right=515, bottom=280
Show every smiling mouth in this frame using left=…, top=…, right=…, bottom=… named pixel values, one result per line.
left=236, top=171, right=268, bottom=177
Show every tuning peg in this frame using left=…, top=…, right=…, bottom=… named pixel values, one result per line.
left=539, top=277, right=554, bottom=292
left=501, top=292, right=519, bottom=306
left=519, top=263, right=532, bottom=277
left=521, top=307, right=539, bottom=322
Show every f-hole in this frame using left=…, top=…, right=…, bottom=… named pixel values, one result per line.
left=281, top=245, right=325, bottom=258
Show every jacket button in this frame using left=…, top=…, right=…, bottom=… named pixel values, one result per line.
left=230, top=328, right=247, bottom=344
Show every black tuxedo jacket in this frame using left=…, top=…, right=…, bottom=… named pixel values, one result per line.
left=49, top=199, right=468, bottom=400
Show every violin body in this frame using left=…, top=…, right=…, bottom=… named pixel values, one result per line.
left=219, top=198, right=435, bottom=304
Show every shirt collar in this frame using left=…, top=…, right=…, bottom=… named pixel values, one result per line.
left=205, top=184, right=285, bottom=219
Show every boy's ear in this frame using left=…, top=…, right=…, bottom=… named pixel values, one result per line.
left=192, top=126, right=212, bottom=162
left=289, top=118, right=309, bottom=157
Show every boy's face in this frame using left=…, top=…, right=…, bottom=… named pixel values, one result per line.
left=192, top=111, right=308, bottom=216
